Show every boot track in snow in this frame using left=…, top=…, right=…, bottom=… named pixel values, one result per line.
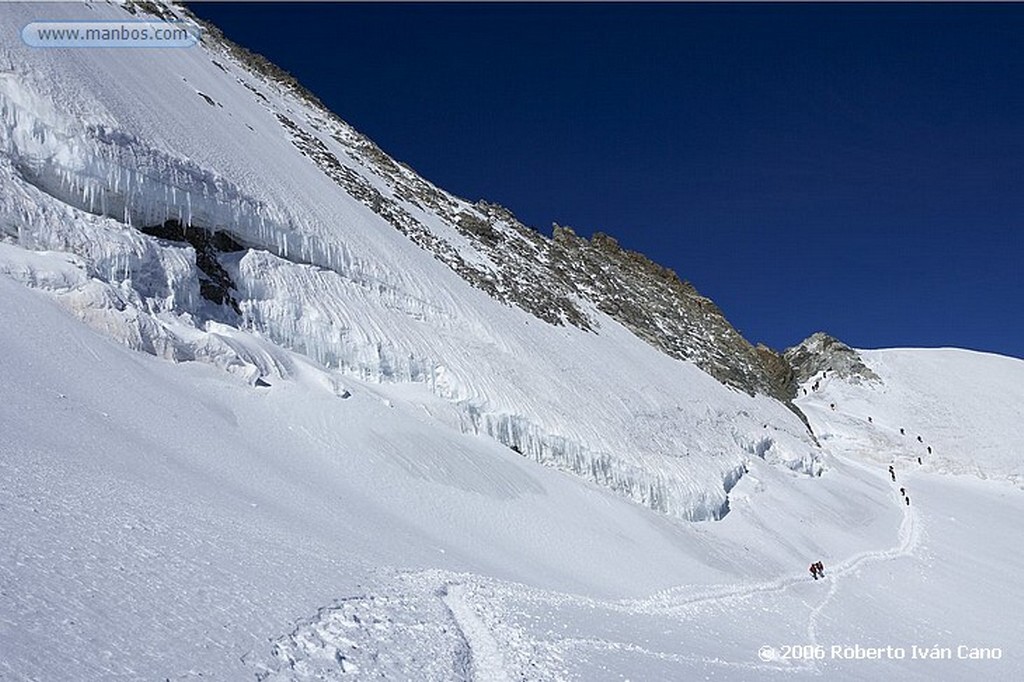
left=247, top=450, right=921, bottom=680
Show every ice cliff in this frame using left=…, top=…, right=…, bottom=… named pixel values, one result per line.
left=0, top=0, right=822, bottom=521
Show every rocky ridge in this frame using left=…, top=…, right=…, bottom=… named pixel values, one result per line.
left=189, top=9, right=797, bottom=405
left=785, top=332, right=882, bottom=387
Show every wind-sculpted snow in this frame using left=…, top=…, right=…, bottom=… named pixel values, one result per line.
left=225, top=245, right=821, bottom=520
left=1, top=4, right=1022, bottom=679
left=0, top=0, right=824, bottom=521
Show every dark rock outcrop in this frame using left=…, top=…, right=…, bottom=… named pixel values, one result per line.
left=784, top=332, right=881, bottom=386
left=138, top=220, right=244, bottom=312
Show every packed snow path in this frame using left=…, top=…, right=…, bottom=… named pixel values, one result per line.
left=443, top=584, right=513, bottom=682
left=2, top=274, right=1021, bottom=680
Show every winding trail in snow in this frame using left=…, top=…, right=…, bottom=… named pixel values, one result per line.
left=799, top=450, right=922, bottom=673
left=620, top=452, right=921, bottom=622
left=419, top=450, right=922, bottom=680
left=543, top=449, right=924, bottom=676
left=249, top=437, right=926, bottom=680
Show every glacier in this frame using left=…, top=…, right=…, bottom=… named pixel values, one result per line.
left=0, top=0, right=820, bottom=522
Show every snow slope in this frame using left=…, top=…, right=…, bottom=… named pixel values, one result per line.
left=0, top=0, right=818, bottom=523
left=3, top=272, right=1023, bottom=680
left=798, top=347, right=1024, bottom=487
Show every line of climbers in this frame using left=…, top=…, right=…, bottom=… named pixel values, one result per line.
left=801, top=374, right=934, bottom=466
left=863, top=408, right=931, bottom=511
left=834, top=407, right=935, bottom=466
left=805, top=375, right=939, bottom=580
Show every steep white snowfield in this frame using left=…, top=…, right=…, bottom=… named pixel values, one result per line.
left=2, top=2, right=1023, bottom=680
left=0, top=0, right=818, bottom=523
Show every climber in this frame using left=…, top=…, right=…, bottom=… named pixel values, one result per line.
left=888, top=465, right=896, bottom=482
left=900, top=428, right=905, bottom=435
left=810, top=563, right=819, bottom=580
left=830, top=403, right=836, bottom=410
left=900, top=487, right=906, bottom=497
left=927, top=446, right=932, bottom=454
left=917, top=435, right=923, bottom=443
left=868, top=416, right=873, bottom=423
left=815, top=561, right=825, bottom=577
left=906, top=496, right=911, bottom=506
left=918, top=457, right=922, bottom=465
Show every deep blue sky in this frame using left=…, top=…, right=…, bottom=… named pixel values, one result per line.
left=190, top=3, right=1023, bottom=358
